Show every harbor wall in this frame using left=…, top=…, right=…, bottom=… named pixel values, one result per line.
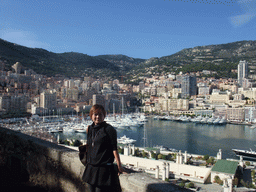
left=0, top=127, right=191, bottom=192
left=120, top=154, right=212, bottom=183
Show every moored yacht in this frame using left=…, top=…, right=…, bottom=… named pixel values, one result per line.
left=117, top=135, right=136, bottom=144
left=232, top=148, right=256, bottom=160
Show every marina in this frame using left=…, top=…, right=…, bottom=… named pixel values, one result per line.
left=2, top=114, right=256, bottom=161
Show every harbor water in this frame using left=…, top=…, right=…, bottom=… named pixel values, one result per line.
left=55, top=117, right=256, bottom=160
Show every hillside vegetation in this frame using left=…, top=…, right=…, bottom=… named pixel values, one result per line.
left=1, top=38, right=256, bottom=81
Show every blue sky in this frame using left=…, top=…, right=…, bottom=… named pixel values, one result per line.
left=1, top=0, right=256, bottom=59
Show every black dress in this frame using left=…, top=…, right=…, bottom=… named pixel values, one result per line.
left=82, top=121, right=120, bottom=190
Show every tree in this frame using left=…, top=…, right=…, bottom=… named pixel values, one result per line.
left=173, top=153, right=177, bottom=160
left=63, top=139, right=70, bottom=146
left=186, top=182, right=195, bottom=188
left=134, top=148, right=140, bottom=157
left=251, top=170, right=255, bottom=179
left=214, top=175, right=223, bottom=185
left=233, top=178, right=239, bottom=187
left=72, top=139, right=82, bottom=146
left=214, top=176, right=220, bottom=183
left=118, top=147, right=124, bottom=154
left=142, top=151, right=149, bottom=158
left=157, top=154, right=163, bottom=159
left=203, top=154, right=209, bottom=160
left=162, top=155, right=168, bottom=160
left=206, top=157, right=215, bottom=165
left=167, top=153, right=174, bottom=161
left=179, top=182, right=185, bottom=188
left=151, top=151, right=156, bottom=159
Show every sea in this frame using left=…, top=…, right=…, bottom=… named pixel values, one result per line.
left=53, top=117, right=256, bottom=160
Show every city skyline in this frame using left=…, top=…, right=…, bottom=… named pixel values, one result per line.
left=1, top=0, right=256, bottom=59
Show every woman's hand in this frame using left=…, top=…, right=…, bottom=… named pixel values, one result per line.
left=117, top=165, right=125, bottom=175
left=113, top=150, right=127, bottom=175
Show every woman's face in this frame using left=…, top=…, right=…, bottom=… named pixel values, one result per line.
left=91, top=111, right=105, bottom=125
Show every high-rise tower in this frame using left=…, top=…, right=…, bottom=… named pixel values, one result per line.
left=238, top=60, right=248, bottom=87
left=181, top=75, right=197, bottom=99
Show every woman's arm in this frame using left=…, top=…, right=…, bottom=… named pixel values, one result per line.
left=113, top=150, right=125, bottom=175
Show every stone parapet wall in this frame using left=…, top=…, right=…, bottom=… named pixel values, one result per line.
left=0, top=127, right=86, bottom=191
left=0, top=127, right=190, bottom=192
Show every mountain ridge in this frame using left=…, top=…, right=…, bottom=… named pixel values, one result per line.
left=1, top=38, right=256, bottom=80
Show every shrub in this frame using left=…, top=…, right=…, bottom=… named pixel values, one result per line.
left=248, top=183, right=255, bottom=189
left=186, top=182, right=195, bottom=188
left=162, top=155, right=167, bottom=160
left=118, top=147, right=124, bottom=154
left=245, top=161, right=251, bottom=166
left=206, top=157, right=215, bottom=165
left=157, top=154, right=163, bottom=159
left=60, top=139, right=70, bottom=146
left=72, top=139, right=82, bottom=146
left=179, top=182, right=185, bottom=188
left=167, top=153, right=174, bottom=161
left=233, top=178, right=239, bottom=187
left=134, top=148, right=140, bottom=157
left=251, top=170, right=255, bottom=179
left=214, top=175, right=223, bottom=185
left=151, top=151, right=156, bottom=159
left=203, top=154, right=209, bottom=160
left=195, top=156, right=203, bottom=160
left=142, top=151, right=149, bottom=158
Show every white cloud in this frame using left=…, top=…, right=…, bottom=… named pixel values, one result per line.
left=230, top=0, right=256, bottom=27
left=230, top=13, right=256, bottom=27
left=0, top=29, right=50, bottom=49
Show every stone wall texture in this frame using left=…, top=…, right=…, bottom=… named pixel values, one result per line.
left=0, top=127, right=191, bottom=192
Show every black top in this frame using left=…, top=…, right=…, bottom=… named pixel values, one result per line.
left=82, top=121, right=118, bottom=186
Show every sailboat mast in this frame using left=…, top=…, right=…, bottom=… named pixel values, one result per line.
left=143, top=125, right=147, bottom=148
left=122, top=97, right=124, bottom=117
left=113, top=103, right=116, bottom=120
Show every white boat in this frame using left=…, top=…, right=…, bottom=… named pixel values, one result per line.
left=106, top=113, right=146, bottom=129
left=153, top=115, right=159, bottom=120
left=250, top=124, right=256, bottom=129
left=48, top=128, right=60, bottom=133
left=232, top=148, right=256, bottom=160
left=213, top=117, right=221, bottom=124
left=74, top=128, right=87, bottom=133
left=219, top=117, right=227, bottom=125
left=191, top=116, right=202, bottom=123
left=181, top=116, right=191, bottom=122
left=207, top=117, right=215, bottom=124
left=200, top=117, right=209, bottom=124
left=117, top=135, right=136, bottom=144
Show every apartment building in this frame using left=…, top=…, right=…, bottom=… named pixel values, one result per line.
left=209, top=92, right=231, bottom=104
left=238, top=60, right=248, bottom=87
left=0, top=95, right=28, bottom=113
left=181, top=75, right=197, bottom=99
left=40, top=90, right=57, bottom=110
left=226, top=108, right=244, bottom=122
left=244, top=106, right=256, bottom=123
left=158, top=98, right=189, bottom=111
left=93, top=94, right=105, bottom=107
left=238, top=88, right=256, bottom=100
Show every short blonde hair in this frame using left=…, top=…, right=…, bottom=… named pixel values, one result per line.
left=89, top=104, right=106, bottom=119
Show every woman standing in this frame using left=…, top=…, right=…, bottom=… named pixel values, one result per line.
left=82, top=104, right=124, bottom=192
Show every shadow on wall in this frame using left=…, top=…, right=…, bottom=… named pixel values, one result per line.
left=0, top=127, right=87, bottom=192
left=147, top=183, right=193, bottom=192
left=0, top=127, right=191, bottom=192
